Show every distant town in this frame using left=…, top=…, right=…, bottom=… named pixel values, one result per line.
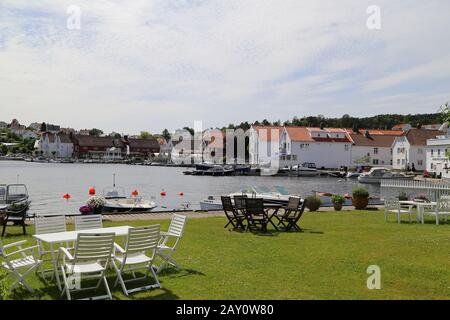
left=0, top=112, right=448, bottom=179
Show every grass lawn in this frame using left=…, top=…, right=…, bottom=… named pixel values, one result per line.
left=1, top=210, right=449, bottom=300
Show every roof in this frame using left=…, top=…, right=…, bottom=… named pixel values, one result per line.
left=403, top=128, right=442, bottom=146
left=252, top=126, right=284, bottom=141
left=127, top=138, right=160, bottom=150
left=286, top=127, right=352, bottom=143
left=72, top=135, right=122, bottom=148
left=349, top=133, right=397, bottom=147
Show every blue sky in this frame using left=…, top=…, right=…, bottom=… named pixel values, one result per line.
left=0, top=0, right=449, bottom=134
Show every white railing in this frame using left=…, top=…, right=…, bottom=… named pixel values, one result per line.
left=381, top=179, right=450, bottom=201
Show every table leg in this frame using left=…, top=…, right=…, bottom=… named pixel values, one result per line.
left=50, top=243, right=62, bottom=291
left=267, top=208, right=280, bottom=230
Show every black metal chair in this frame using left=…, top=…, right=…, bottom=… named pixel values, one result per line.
left=1, top=204, right=30, bottom=237
left=274, top=197, right=306, bottom=231
left=221, top=196, right=246, bottom=230
left=244, top=198, right=269, bottom=232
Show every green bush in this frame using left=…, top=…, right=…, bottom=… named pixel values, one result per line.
left=331, top=194, right=346, bottom=204
left=398, top=192, right=408, bottom=201
left=305, top=195, right=322, bottom=212
left=352, top=187, right=369, bottom=198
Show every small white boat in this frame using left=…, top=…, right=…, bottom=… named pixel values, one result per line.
left=346, top=172, right=361, bottom=179
left=358, top=167, right=414, bottom=184
left=102, top=187, right=156, bottom=213
left=199, top=186, right=299, bottom=210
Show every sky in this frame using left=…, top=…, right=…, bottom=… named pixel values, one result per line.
left=0, top=0, right=449, bottom=135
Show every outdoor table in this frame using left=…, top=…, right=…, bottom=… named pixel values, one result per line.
left=33, top=225, right=131, bottom=291
left=399, top=201, right=437, bottom=224
left=263, top=203, right=287, bottom=230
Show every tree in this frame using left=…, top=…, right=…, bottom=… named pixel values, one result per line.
left=183, top=127, right=194, bottom=136
left=40, top=122, right=47, bottom=132
left=162, top=129, right=171, bottom=141
left=139, top=131, right=153, bottom=139
left=89, top=128, right=103, bottom=136
left=440, top=102, right=450, bottom=123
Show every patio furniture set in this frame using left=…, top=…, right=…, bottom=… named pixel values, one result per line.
left=384, top=196, right=450, bottom=225
left=221, top=196, right=306, bottom=232
left=0, top=213, right=187, bottom=300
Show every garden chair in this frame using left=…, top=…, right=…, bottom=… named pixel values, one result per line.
left=384, top=198, right=413, bottom=223
left=111, top=225, right=161, bottom=296
left=0, top=239, right=42, bottom=293
left=233, top=195, right=248, bottom=227
left=1, top=205, right=29, bottom=237
left=422, top=197, right=450, bottom=225
left=221, top=196, right=246, bottom=230
left=272, top=197, right=305, bottom=231
left=155, top=214, right=187, bottom=274
left=74, top=214, right=103, bottom=230
left=244, top=198, right=269, bottom=232
left=57, top=232, right=115, bottom=300
left=35, top=215, right=69, bottom=279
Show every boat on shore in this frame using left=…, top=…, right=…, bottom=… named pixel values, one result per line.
left=358, top=167, right=415, bottom=184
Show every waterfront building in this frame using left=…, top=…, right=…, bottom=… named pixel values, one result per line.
left=279, top=127, right=353, bottom=169
left=348, top=129, right=402, bottom=167
left=35, top=132, right=74, bottom=158
left=249, top=125, right=284, bottom=165
left=392, top=128, right=442, bottom=171
left=426, top=134, right=450, bottom=178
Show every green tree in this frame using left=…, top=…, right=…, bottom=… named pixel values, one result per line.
left=89, top=128, right=104, bottom=136
left=162, top=129, right=171, bottom=141
left=139, top=131, right=153, bottom=139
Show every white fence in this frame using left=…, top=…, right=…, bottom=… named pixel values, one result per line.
left=381, top=179, right=450, bottom=201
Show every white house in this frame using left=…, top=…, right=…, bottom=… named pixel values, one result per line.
left=249, top=126, right=284, bottom=165
left=35, top=132, right=74, bottom=158
left=20, top=130, right=39, bottom=140
left=279, top=127, right=353, bottom=169
left=348, top=129, right=402, bottom=167
left=426, top=134, right=450, bottom=178
left=392, top=128, right=441, bottom=171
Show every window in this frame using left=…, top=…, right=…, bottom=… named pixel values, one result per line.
left=390, top=159, right=393, bottom=165
left=397, top=148, right=401, bottom=154
left=373, top=159, right=379, bottom=165
left=402, top=159, right=405, bottom=165
left=373, top=147, right=378, bottom=154
left=438, top=149, right=441, bottom=156
left=431, top=149, right=434, bottom=156
left=397, top=159, right=400, bottom=165
left=344, top=145, right=349, bottom=151
left=418, top=160, right=423, bottom=166
left=418, top=148, right=423, bottom=154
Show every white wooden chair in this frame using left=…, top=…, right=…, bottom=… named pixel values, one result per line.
left=74, top=215, right=103, bottom=230
left=111, top=225, right=161, bottom=296
left=155, top=214, right=187, bottom=274
left=384, top=198, right=413, bottom=223
left=422, top=197, right=450, bottom=225
left=57, top=232, right=115, bottom=300
left=0, top=239, right=42, bottom=293
left=34, top=215, right=68, bottom=279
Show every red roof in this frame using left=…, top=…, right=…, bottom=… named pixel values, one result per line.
left=252, top=126, right=283, bottom=141
left=286, top=127, right=352, bottom=143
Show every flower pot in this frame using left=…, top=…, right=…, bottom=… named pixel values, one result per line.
left=352, top=196, right=369, bottom=210
left=333, top=203, right=343, bottom=211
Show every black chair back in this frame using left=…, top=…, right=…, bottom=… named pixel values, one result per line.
left=245, top=198, right=265, bottom=216
left=233, top=195, right=247, bottom=210
left=221, top=196, right=234, bottom=212
left=286, top=197, right=301, bottom=211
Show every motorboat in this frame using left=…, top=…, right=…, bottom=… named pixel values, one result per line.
left=290, top=163, right=319, bottom=177
left=199, top=186, right=299, bottom=210
left=0, top=184, right=31, bottom=212
left=346, top=172, right=361, bottom=179
left=101, top=186, right=157, bottom=213
left=357, top=167, right=415, bottom=184
left=327, top=171, right=347, bottom=178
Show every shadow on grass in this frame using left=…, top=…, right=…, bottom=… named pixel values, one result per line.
left=157, top=267, right=205, bottom=278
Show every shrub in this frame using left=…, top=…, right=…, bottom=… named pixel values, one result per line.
left=0, top=269, right=8, bottom=300
left=352, top=187, right=369, bottom=198
left=331, top=194, right=346, bottom=204
left=86, top=196, right=106, bottom=208
left=305, top=195, right=322, bottom=212
left=398, top=192, right=408, bottom=201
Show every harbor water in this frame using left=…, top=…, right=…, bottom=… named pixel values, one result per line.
left=0, top=161, right=380, bottom=215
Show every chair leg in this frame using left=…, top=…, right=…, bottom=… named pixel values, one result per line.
left=2, top=224, right=6, bottom=237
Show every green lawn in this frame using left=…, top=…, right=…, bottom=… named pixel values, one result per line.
left=1, top=210, right=449, bottom=300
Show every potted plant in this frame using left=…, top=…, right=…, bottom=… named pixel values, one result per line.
left=305, top=195, right=322, bottom=212
left=352, top=187, right=369, bottom=210
left=331, top=194, right=346, bottom=211
left=85, top=196, right=106, bottom=214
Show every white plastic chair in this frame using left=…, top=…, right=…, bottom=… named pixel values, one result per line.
left=74, top=215, right=103, bottom=230
left=384, top=198, right=413, bottom=223
left=422, top=197, right=450, bottom=225
left=111, top=225, right=161, bottom=295
left=57, top=232, right=115, bottom=300
left=155, top=214, right=187, bottom=274
left=0, top=239, right=42, bottom=293
left=34, top=215, right=68, bottom=279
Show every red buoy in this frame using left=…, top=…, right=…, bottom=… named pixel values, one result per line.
left=89, top=187, right=96, bottom=196
left=160, top=190, right=167, bottom=197
left=178, top=192, right=184, bottom=196
left=131, top=190, right=139, bottom=197
left=63, top=193, right=71, bottom=200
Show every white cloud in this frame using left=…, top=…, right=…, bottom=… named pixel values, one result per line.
left=0, top=0, right=449, bottom=133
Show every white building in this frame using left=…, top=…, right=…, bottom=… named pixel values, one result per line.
left=426, top=135, right=450, bottom=178
left=20, top=130, right=38, bottom=140
left=249, top=126, right=283, bottom=165
left=35, top=132, right=74, bottom=158
left=279, top=127, right=353, bottom=169
left=392, top=128, right=441, bottom=171
left=348, top=130, right=402, bottom=167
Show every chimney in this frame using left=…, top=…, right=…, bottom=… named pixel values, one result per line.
left=364, top=130, right=371, bottom=138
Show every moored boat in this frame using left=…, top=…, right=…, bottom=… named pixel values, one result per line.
left=357, top=167, right=414, bottom=184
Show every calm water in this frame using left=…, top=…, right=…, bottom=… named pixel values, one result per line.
left=0, top=161, right=380, bottom=215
